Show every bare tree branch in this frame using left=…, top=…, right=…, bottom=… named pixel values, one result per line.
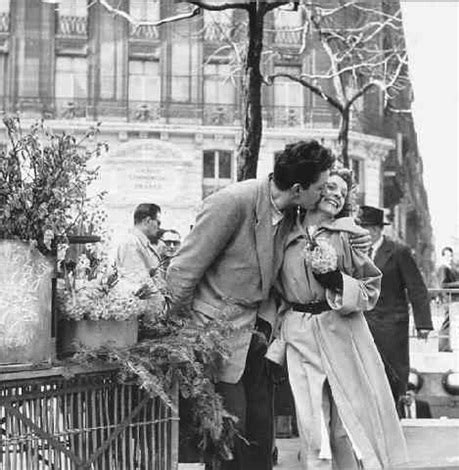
left=188, top=1, right=250, bottom=11
left=347, top=81, right=380, bottom=107
left=267, top=73, right=344, bottom=112
left=89, top=0, right=201, bottom=27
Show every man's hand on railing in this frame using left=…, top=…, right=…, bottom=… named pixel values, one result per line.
left=416, top=329, right=430, bottom=341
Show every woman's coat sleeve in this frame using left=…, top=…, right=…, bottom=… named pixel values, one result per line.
left=326, top=233, right=382, bottom=315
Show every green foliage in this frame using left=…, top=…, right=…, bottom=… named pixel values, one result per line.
left=73, top=312, right=240, bottom=466
left=0, top=116, right=107, bottom=254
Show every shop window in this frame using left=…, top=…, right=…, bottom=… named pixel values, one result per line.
left=202, top=150, right=233, bottom=198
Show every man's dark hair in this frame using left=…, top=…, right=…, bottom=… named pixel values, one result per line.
left=273, top=140, right=335, bottom=191
left=133, top=203, right=161, bottom=225
left=442, top=246, right=453, bottom=257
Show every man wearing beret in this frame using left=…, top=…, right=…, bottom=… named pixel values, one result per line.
left=358, top=205, right=433, bottom=412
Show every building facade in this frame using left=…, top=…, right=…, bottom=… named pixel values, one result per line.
left=0, top=0, right=398, bottom=242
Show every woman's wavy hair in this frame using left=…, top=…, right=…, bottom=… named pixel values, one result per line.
left=327, top=167, right=357, bottom=219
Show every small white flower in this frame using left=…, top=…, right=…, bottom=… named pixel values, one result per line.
left=43, top=229, right=54, bottom=250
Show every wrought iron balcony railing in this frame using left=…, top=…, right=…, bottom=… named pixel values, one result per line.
left=271, top=26, right=303, bottom=46
left=57, top=15, right=88, bottom=37
left=129, top=24, right=159, bottom=41
left=0, top=97, right=344, bottom=130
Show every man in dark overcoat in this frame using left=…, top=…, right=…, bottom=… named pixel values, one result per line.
left=359, top=206, right=433, bottom=408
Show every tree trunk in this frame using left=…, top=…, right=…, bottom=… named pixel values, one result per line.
left=338, top=106, right=351, bottom=168
left=236, top=5, right=264, bottom=181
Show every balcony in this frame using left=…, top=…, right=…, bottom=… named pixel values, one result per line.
left=57, top=15, right=88, bottom=37
left=271, top=26, right=303, bottom=46
left=0, top=97, right=343, bottom=131
left=129, top=24, right=159, bottom=41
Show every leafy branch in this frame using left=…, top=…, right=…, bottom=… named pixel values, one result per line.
left=71, top=312, right=242, bottom=466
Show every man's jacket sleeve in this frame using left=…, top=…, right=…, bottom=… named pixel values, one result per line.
left=166, top=190, right=240, bottom=309
left=399, top=245, right=433, bottom=330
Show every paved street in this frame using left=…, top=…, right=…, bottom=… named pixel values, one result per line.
left=275, top=420, right=459, bottom=469
left=275, top=438, right=301, bottom=469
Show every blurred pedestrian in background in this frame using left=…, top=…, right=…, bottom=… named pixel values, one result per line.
left=359, top=205, right=433, bottom=410
left=437, top=246, right=459, bottom=352
left=398, top=382, right=432, bottom=419
left=115, top=203, right=162, bottom=279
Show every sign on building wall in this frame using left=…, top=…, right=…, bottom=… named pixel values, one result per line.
left=99, top=139, right=198, bottom=243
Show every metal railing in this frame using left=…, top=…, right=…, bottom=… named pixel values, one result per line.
left=409, top=288, right=459, bottom=353
left=57, top=15, right=88, bottom=37
left=129, top=24, right=159, bottom=41
left=0, top=96, right=347, bottom=130
left=270, top=26, right=303, bottom=46
left=0, top=366, right=178, bottom=469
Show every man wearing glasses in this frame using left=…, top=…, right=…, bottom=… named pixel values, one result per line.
left=160, top=229, right=182, bottom=269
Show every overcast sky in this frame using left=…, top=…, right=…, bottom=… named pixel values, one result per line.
left=400, top=1, right=459, bottom=257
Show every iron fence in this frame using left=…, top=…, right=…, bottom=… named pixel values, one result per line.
left=408, top=288, right=459, bottom=354
left=0, top=366, right=178, bottom=470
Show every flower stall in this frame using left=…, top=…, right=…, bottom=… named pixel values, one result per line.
left=0, top=118, right=237, bottom=469
left=0, top=117, right=105, bottom=369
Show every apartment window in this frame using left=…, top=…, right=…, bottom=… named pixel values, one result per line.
left=203, top=63, right=234, bottom=105
left=273, top=8, right=303, bottom=44
left=171, top=43, right=191, bottom=102
left=351, top=157, right=365, bottom=204
left=203, top=9, right=232, bottom=42
left=129, top=0, right=159, bottom=39
left=0, top=54, right=6, bottom=99
left=129, top=60, right=160, bottom=102
left=273, top=66, right=303, bottom=126
left=57, top=0, right=87, bottom=17
left=55, top=56, right=88, bottom=100
left=129, top=0, right=160, bottom=22
left=0, top=0, right=9, bottom=13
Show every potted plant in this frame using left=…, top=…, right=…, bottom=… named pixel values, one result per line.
left=0, top=116, right=106, bottom=368
left=57, top=248, right=167, bottom=354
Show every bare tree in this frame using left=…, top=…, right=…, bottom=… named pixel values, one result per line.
left=268, top=0, right=408, bottom=167
left=82, top=0, right=296, bottom=181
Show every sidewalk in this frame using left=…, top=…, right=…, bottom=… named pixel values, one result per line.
left=275, top=418, right=459, bottom=469
left=275, top=438, right=301, bottom=470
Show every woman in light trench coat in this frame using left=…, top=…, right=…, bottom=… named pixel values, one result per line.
left=267, top=169, right=408, bottom=469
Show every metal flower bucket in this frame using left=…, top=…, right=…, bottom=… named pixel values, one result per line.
left=0, top=240, right=54, bottom=370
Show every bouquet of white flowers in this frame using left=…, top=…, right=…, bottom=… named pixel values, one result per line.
left=303, top=239, right=338, bottom=274
left=57, top=253, right=167, bottom=322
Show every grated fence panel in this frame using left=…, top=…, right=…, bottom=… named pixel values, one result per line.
left=0, top=367, right=178, bottom=470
